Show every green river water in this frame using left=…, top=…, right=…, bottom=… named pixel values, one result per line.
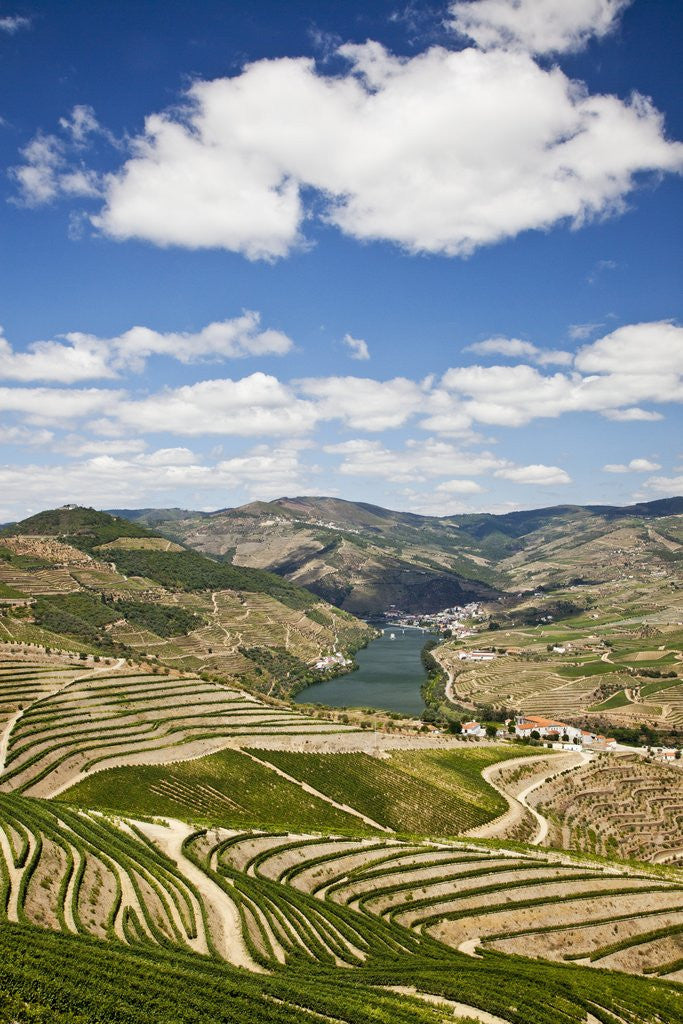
left=293, top=626, right=431, bottom=716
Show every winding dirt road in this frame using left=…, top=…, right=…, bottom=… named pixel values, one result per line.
left=466, top=751, right=591, bottom=845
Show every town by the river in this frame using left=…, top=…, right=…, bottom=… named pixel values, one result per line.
left=294, top=627, right=430, bottom=716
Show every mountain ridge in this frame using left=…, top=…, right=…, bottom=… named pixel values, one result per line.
left=109, top=495, right=683, bottom=616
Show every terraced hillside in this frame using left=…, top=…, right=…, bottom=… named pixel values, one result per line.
left=1, top=788, right=682, bottom=1020
left=436, top=592, right=683, bottom=732
left=0, top=652, right=92, bottom=732
left=0, top=661, right=352, bottom=799
left=0, top=792, right=229, bottom=962
left=0, top=507, right=373, bottom=698
left=195, top=828, right=683, bottom=981
left=531, top=752, right=683, bottom=864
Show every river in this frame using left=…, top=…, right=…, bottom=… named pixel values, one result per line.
left=293, top=627, right=431, bottom=716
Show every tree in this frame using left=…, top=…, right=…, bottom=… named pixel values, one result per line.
left=530, top=730, right=541, bottom=741
left=485, top=724, right=498, bottom=739
left=507, top=720, right=516, bottom=734
left=447, top=719, right=462, bottom=734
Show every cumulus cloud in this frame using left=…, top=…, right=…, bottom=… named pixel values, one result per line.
left=449, top=0, right=630, bottom=55
left=0, top=424, right=53, bottom=446
left=76, top=34, right=682, bottom=260
left=299, top=375, right=427, bottom=431
left=326, top=437, right=507, bottom=482
left=0, top=312, right=292, bottom=382
left=114, top=374, right=317, bottom=437
left=602, top=408, right=663, bottom=422
left=11, top=104, right=122, bottom=206
left=59, top=105, right=102, bottom=146
left=342, top=333, right=370, bottom=360
left=603, top=457, right=662, bottom=473
left=0, top=443, right=310, bottom=519
left=0, top=386, right=118, bottom=424
left=442, top=321, right=683, bottom=426
left=435, top=478, right=485, bottom=494
left=574, top=320, right=683, bottom=377
left=495, top=464, right=571, bottom=485
left=465, top=336, right=571, bottom=365
left=641, top=474, right=683, bottom=496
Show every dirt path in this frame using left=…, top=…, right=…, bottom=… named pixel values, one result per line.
left=517, top=751, right=592, bottom=844
left=242, top=749, right=393, bottom=833
left=465, top=752, right=589, bottom=844
left=0, top=657, right=126, bottom=777
left=135, top=816, right=263, bottom=971
left=444, top=669, right=477, bottom=711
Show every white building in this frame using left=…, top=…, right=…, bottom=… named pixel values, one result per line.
left=515, top=715, right=583, bottom=743
left=461, top=721, right=486, bottom=738
left=458, top=650, right=497, bottom=662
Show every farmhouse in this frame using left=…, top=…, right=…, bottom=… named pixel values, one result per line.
left=458, top=650, right=497, bottom=662
left=515, top=715, right=583, bottom=743
left=584, top=733, right=617, bottom=750
left=461, top=721, right=485, bottom=738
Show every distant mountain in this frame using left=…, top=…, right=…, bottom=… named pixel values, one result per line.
left=115, top=495, right=683, bottom=616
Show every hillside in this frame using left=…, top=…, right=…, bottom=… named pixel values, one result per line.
left=0, top=506, right=373, bottom=698
left=115, top=495, right=683, bottom=616
left=0, top=642, right=681, bottom=1022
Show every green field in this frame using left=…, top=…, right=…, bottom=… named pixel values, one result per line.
left=59, top=747, right=367, bottom=834
left=589, top=689, right=633, bottom=711
left=59, top=744, right=541, bottom=838
left=248, top=745, right=540, bottom=836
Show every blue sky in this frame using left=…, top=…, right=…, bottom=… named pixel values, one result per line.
left=0, top=0, right=681, bottom=520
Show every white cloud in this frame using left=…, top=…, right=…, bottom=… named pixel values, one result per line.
left=574, top=320, right=683, bottom=376
left=495, top=464, right=571, bottom=485
left=0, top=444, right=310, bottom=519
left=0, top=312, right=293, bottom=382
left=465, top=336, right=571, bottom=365
left=327, top=437, right=507, bottom=482
left=0, top=14, right=31, bottom=34
left=342, top=333, right=370, bottom=360
left=449, top=0, right=630, bottom=55
left=12, top=134, right=64, bottom=206
left=114, top=374, right=317, bottom=437
left=602, top=408, right=663, bottom=422
left=81, top=36, right=682, bottom=259
left=0, top=424, right=53, bottom=446
left=568, top=322, right=603, bottom=340
left=435, top=478, right=484, bottom=494
left=58, top=105, right=101, bottom=146
left=603, top=458, right=662, bottom=473
left=442, top=321, right=683, bottom=426
left=641, top=474, right=683, bottom=496
left=0, top=386, right=118, bottom=424
left=58, top=438, right=147, bottom=457
left=299, top=375, right=426, bottom=431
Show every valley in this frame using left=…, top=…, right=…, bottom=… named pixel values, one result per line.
left=0, top=501, right=680, bottom=1023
